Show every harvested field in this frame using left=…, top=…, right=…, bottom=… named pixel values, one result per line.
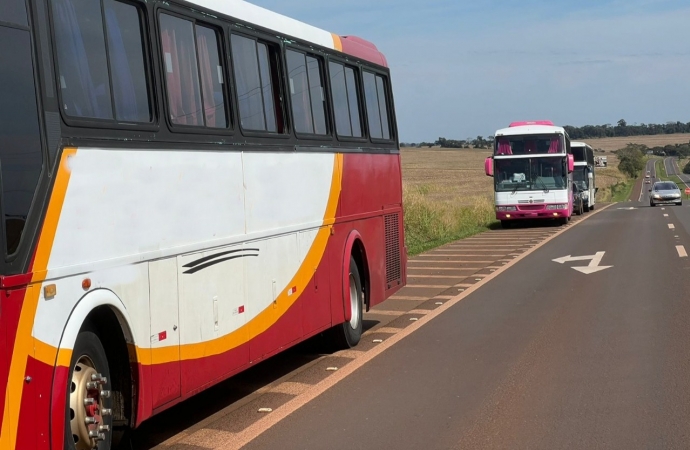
left=581, top=134, right=690, bottom=152
left=401, top=148, right=492, bottom=206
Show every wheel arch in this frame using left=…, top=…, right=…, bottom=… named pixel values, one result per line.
left=342, top=230, right=371, bottom=317
left=54, top=288, right=139, bottom=436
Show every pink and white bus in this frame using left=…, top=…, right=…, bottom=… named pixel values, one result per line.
left=485, top=121, right=574, bottom=228
left=0, top=0, right=405, bottom=448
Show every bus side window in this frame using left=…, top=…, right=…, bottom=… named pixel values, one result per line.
left=363, top=71, right=392, bottom=140
left=1, top=0, right=28, bottom=27
left=231, top=34, right=283, bottom=133
left=286, top=49, right=328, bottom=136
left=329, top=61, right=362, bottom=138
left=51, top=0, right=151, bottom=122
left=0, top=26, right=43, bottom=254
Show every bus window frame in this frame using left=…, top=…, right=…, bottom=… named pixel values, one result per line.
left=361, top=68, right=395, bottom=144
left=284, top=45, right=333, bottom=143
left=48, top=0, right=158, bottom=132
left=325, top=56, right=368, bottom=145
left=228, top=26, right=290, bottom=140
left=155, top=6, right=235, bottom=136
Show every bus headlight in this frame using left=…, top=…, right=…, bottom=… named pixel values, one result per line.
left=496, top=206, right=517, bottom=212
left=546, top=204, right=568, bottom=210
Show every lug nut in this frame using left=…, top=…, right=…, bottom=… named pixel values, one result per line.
left=99, top=425, right=110, bottom=432
left=100, top=390, right=111, bottom=398
left=86, top=381, right=99, bottom=390
left=101, top=408, right=112, bottom=416
left=91, top=374, right=107, bottom=384
left=84, top=417, right=97, bottom=425
left=83, top=398, right=96, bottom=406
left=88, top=430, right=100, bottom=438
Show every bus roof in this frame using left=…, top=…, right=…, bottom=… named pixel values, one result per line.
left=186, top=0, right=388, bottom=66
left=495, top=124, right=566, bottom=137
left=571, top=141, right=592, bottom=148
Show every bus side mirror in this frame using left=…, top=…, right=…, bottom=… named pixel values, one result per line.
left=567, top=154, right=574, bottom=173
left=485, top=157, right=493, bottom=177
left=588, top=171, right=593, bottom=179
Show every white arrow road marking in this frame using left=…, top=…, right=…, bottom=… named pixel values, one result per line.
left=552, top=251, right=612, bottom=274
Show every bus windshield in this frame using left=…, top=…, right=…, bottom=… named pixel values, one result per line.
left=573, top=166, right=588, bottom=190
left=495, top=134, right=563, bottom=156
left=495, top=157, right=567, bottom=192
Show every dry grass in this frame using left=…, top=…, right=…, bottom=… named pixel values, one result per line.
left=581, top=134, right=690, bottom=152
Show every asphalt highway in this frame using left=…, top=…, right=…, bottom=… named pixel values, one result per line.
left=244, top=198, right=690, bottom=449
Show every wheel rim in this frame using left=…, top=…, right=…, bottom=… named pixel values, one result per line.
left=69, top=355, right=110, bottom=450
left=348, top=273, right=360, bottom=329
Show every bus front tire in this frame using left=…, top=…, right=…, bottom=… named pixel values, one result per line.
left=329, top=256, right=363, bottom=350
left=66, top=329, right=113, bottom=450
left=500, top=220, right=512, bottom=229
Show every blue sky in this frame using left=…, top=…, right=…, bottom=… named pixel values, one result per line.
left=250, top=0, right=690, bottom=142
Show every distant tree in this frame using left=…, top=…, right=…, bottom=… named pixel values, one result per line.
left=684, top=160, right=690, bottom=175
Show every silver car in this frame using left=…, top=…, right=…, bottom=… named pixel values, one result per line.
left=649, top=181, right=682, bottom=207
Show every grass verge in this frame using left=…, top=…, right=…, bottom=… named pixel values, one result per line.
left=608, top=180, right=636, bottom=202
left=404, top=184, right=497, bottom=256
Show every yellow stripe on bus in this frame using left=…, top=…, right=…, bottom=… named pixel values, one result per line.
left=1, top=148, right=76, bottom=449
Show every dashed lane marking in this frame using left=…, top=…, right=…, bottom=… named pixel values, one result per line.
left=669, top=224, right=675, bottom=229
left=664, top=214, right=669, bottom=217
left=677, top=245, right=688, bottom=258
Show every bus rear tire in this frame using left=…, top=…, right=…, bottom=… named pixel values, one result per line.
left=66, top=328, right=113, bottom=450
left=584, top=202, right=590, bottom=213
left=328, top=256, right=363, bottom=350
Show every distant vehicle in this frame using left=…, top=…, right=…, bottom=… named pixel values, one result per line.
left=649, top=182, right=682, bottom=206
left=645, top=179, right=651, bottom=184
left=485, top=120, right=575, bottom=228
left=571, top=142, right=597, bottom=212
left=645, top=174, right=650, bottom=178
left=572, top=184, right=585, bottom=215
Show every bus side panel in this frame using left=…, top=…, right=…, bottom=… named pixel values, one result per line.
left=340, top=153, right=403, bottom=217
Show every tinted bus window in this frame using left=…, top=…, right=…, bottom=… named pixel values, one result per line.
left=52, top=0, right=113, bottom=119
left=160, top=15, right=203, bottom=126
left=1, top=0, right=28, bottom=27
left=52, top=0, right=151, bottom=122
left=329, top=61, right=362, bottom=138
left=0, top=26, right=43, bottom=254
left=287, top=50, right=327, bottom=135
left=363, top=71, right=391, bottom=140
left=104, top=0, right=150, bottom=122
left=231, top=34, right=279, bottom=132
left=195, top=25, right=227, bottom=128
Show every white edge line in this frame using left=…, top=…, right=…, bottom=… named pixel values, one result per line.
left=222, top=203, right=615, bottom=450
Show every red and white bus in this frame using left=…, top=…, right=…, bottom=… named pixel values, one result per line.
left=0, top=0, right=406, bottom=447
left=485, top=121, right=574, bottom=228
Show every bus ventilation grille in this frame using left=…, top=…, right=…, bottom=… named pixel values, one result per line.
left=384, top=214, right=401, bottom=288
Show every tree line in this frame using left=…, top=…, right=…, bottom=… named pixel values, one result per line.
left=402, top=119, right=690, bottom=149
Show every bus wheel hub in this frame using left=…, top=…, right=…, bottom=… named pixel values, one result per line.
left=69, top=357, right=111, bottom=449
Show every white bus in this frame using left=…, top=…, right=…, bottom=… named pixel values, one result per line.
left=0, top=0, right=406, bottom=448
left=485, top=121, right=574, bottom=228
left=571, top=142, right=597, bottom=211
